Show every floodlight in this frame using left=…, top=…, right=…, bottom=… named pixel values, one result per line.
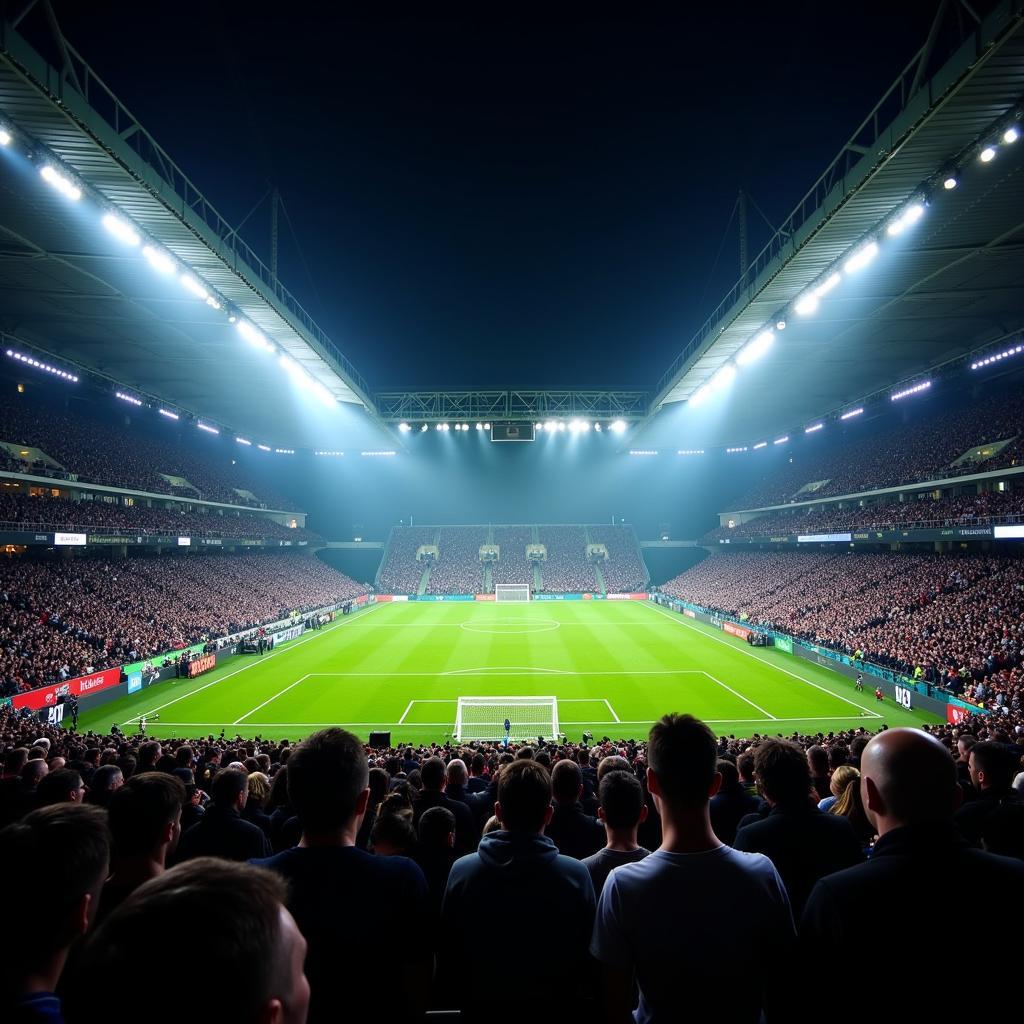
left=0, top=129, right=10, bottom=146
left=594, top=422, right=602, bottom=431
left=116, top=391, right=143, bottom=407
left=40, top=165, right=81, bottom=201
left=773, top=436, right=789, bottom=445
left=142, top=245, right=175, bottom=274
left=236, top=437, right=252, bottom=445
left=197, top=422, right=219, bottom=434
left=435, top=423, right=443, bottom=431
left=179, top=274, right=209, bottom=301
left=483, top=422, right=490, bottom=430
left=102, top=213, right=140, bottom=246
left=399, top=422, right=411, bottom=433
left=420, top=423, right=428, bottom=432
left=159, top=408, right=179, bottom=420
left=794, top=293, right=819, bottom=316
left=891, top=380, right=931, bottom=401
left=840, top=407, right=863, bottom=420
left=609, top=420, right=627, bottom=434
left=237, top=320, right=274, bottom=352
left=545, top=420, right=557, bottom=432
left=776, top=319, right=786, bottom=331
left=736, top=330, right=774, bottom=367
left=535, top=422, right=543, bottom=431
left=753, top=441, right=767, bottom=450
left=980, top=146, right=996, bottom=162
left=257, top=444, right=272, bottom=451
left=475, top=422, right=482, bottom=430
left=557, top=421, right=566, bottom=431
left=805, top=423, right=824, bottom=433
left=843, top=242, right=878, bottom=274
left=943, top=175, right=958, bottom=190
left=1004, top=126, right=1019, bottom=144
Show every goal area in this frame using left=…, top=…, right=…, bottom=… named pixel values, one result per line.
left=455, top=696, right=559, bottom=740
left=495, top=583, right=531, bottom=602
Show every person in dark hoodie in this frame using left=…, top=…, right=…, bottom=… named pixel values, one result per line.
left=438, top=758, right=596, bottom=1023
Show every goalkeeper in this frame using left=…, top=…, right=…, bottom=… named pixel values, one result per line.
left=502, top=717, right=511, bottom=747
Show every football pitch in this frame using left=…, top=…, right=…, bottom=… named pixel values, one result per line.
left=77, top=600, right=941, bottom=743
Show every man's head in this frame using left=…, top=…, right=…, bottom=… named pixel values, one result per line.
left=968, top=742, right=1016, bottom=794
left=21, top=757, right=48, bottom=789
left=495, top=760, right=553, bottom=833
left=597, top=755, right=631, bottom=781
left=471, top=752, right=486, bottom=777
left=212, top=768, right=250, bottom=812
left=956, top=735, right=977, bottom=762
left=806, top=745, right=829, bottom=777
left=418, top=805, right=456, bottom=850
left=446, top=758, right=468, bottom=789
left=420, top=757, right=446, bottom=792
left=66, top=859, right=308, bottom=1024
left=551, top=759, right=584, bottom=805
left=860, top=728, right=959, bottom=833
left=646, top=714, right=720, bottom=810
left=108, top=772, right=185, bottom=862
left=597, top=770, right=647, bottom=835
left=36, top=768, right=86, bottom=807
left=2, top=746, right=29, bottom=777
left=0, top=804, right=110, bottom=984
left=286, top=728, right=369, bottom=836
left=753, top=740, right=812, bottom=806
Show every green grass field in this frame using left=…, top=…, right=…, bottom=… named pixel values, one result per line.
left=77, top=600, right=940, bottom=743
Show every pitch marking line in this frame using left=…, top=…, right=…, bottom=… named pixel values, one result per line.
left=703, top=672, right=776, bottom=720
left=642, top=602, right=883, bottom=719
left=397, top=700, right=415, bottom=725
left=603, top=698, right=621, bottom=723
left=122, top=601, right=384, bottom=725
left=300, top=669, right=710, bottom=677
left=234, top=675, right=311, bottom=726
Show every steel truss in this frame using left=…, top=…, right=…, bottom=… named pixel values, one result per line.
left=373, top=390, right=649, bottom=423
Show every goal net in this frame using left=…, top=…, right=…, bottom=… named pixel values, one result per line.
left=455, top=696, right=559, bottom=741
left=495, top=583, right=531, bottom=602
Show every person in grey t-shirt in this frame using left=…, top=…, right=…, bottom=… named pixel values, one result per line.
left=591, top=714, right=794, bottom=1024
left=582, top=769, right=649, bottom=897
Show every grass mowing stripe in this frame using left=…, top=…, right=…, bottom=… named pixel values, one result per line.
left=233, top=674, right=311, bottom=726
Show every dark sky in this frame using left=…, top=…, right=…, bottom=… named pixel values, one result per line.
left=49, top=2, right=941, bottom=392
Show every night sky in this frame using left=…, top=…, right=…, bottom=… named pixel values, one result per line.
left=51, top=3, right=941, bottom=393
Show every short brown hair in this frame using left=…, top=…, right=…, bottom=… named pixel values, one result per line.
left=648, top=713, right=718, bottom=805
left=497, top=759, right=552, bottom=832
left=108, top=772, right=185, bottom=856
left=753, top=740, right=811, bottom=804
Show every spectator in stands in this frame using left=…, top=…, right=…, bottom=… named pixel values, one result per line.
left=468, top=750, right=489, bottom=792
left=175, top=767, right=271, bottom=863
left=733, top=739, right=863, bottom=918
left=806, top=745, right=831, bottom=803
left=65, top=859, right=309, bottom=1024
left=369, top=808, right=417, bottom=856
left=582, top=769, right=649, bottom=896
left=800, top=729, right=1024, bottom=1021
left=547, top=758, right=604, bottom=859
left=34, top=767, right=86, bottom=807
left=99, top=772, right=184, bottom=921
left=253, top=728, right=430, bottom=1024
left=85, top=764, right=122, bottom=808
left=709, top=758, right=761, bottom=845
left=415, top=805, right=457, bottom=919
left=0, top=804, right=110, bottom=1023
left=411, top=756, right=477, bottom=856
left=954, top=740, right=1024, bottom=858
left=439, top=759, right=596, bottom=1021
left=591, top=714, right=793, bottom=1024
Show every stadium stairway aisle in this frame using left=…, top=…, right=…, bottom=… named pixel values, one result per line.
left=595, top=563, right=607, bottom=595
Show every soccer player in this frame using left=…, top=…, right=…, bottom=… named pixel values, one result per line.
left=139, top=716, right=147, bottom=735
left=874, top=686, right=884, bottom=702
left=855, top=674, right=864, bottom=692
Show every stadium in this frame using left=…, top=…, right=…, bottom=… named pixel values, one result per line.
left=1, top=4, right=1023, bottom=1023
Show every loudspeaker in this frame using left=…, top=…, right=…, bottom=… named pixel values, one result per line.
left=368, top=731, right=391, bottom=748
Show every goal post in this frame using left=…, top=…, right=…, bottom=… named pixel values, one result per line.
left=495, top=583, right=531, bottom=602
left=455, top=696, right=559, bottom=741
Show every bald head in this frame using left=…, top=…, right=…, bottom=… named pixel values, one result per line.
left=861, top=729, right=958, bottom=832
left=446, top=759, right=468, bottom=788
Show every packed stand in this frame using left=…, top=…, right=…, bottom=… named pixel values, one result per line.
left=539, top=524, right=597, bottom=593
left=1, top=702, right=1020, bottom=1024
left=0, top=491, right=319, bottom=541
left=662, top=550, right=1024, bottom=713
left=0, top=397, right=299, bottom=510
left=425, top=526, right=485, bottom=594
left=0, top=553, right=366, bottom=697
left=588, top=524, right=647, bottom=592
left=490, top=525, right=534, bottom=590
left=708, top=488, right=1024, bottom=540
left=377, top=526, right=436, bottom=593
left=726, top=385, right=1024, bottom=510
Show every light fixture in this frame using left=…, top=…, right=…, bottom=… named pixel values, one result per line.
left=102, top=213, right=141, bottom=246
left=197, top=422, right=219, bottom=434
left=557, top=421, right=566, bottom=432
left=753, top=441, right=767, bottom=450
left=115, top=391, right=143, bottom=407
left=315, top=450, right=344, bottom=456
left=179, top=274, right=209, bottom=301
left=773, top=436, right=789, bottom=445
left=726, top=446, right=747, bottom=453
left=891, top=380, right=931, bottom=401
left=594, top=422, right=602, bottom=432
left=483, top=422, right=490, bottom=430
left=840, top=407, right=863, bottom=420
left=361, top=450, right=396, bottom=457
left=609, top=420, right=627, bottom=434
left=159, top=408, right=179, bottom=420
left=420, top=424, right=428, bottom=433
left=943, top=175, right=958, bottom=190
left=676, top=449, right=704, bottom=455
left=843, top=241, right=878, bottom=274
left=236, top=437, right=252, bottom=445
left=142, top=245, right=175, bottom=274
left=39, top=164, right=81, bottom=201
left=257, top=444, right=272, bottom=451
left=736, top=330, right=774, bottom=367
left=1003, top=126, right=1020, bottom=144
left=776, top=319, right=787, bottom=331
left=795, top=293, right=820, bottom=316
left=628, top=450, right=657, bottom=456
left=475, top=422, right=482, bottom=431
left=804, top=423, right=824, bottom=433
left=980, top=146, right=996, bottom=163
left=399, top=422, right=411, bottom=433
left=236, top=320, right=274, bottom=352
left=435, top=423, right=443, bottom=431
left=275, top=448, right=295, bottom=454
left=971, top=343, right=1024, bottom=370
left=545, top=420, right=558, bottom=432
left=0, top=128, right=10, bottom=146
left=6, top=349, right=78, bottom=382
left=887, top=202, right=925, bottom=236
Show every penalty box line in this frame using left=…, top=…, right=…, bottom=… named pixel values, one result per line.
left=398, top=697, right=623, bottom=727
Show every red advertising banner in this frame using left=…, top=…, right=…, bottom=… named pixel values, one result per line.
left=607, top=593, right=650, bottom=601
left=683, top=609, right=696, bottom=619
left=474, top=593, right=496, bottom=601
left=355, top=595, right=369, bottom=606
left=723, top=621, right=753, bottom=640
left=11, top=666, right=122, bottom=711
left=375, top=595, right=395, bottom=602
left=946, top=703, right=973, bottom=725
left=187, top=654, right=216, bottom=678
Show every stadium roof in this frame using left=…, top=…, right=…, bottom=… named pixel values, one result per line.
left=0, top=14, right=394, bottom=451
left=638, top=0, right=1024, bottom=450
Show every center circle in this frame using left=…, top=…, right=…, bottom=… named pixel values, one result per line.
left=460, top=618, right=561, bottom=635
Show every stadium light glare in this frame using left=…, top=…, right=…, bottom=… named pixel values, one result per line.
left=609, top=419, right=627, bottom=434
left=475, top=422, right=482, bottom=431
left=1004, top=126, right=1020, bottom=144
left=275, top=448, right=295, bottom=455
left=843, top=241, right=878, bottom=274
left=142, top=244, right=175, bottom=274
left=39, top=164, right=81, bottom=201
left=594, top=422, right=602, bottom=432
left=101, top=213, right=141, bottom=246
left=0, top=129, right=10, bottom=146
left=257, top=444, right=271, bottom=451
left=971, top=343, right=1024, bottom=370
left=776, top=319, right=787, bottom=331
left=158, top=408, right=179, bottom=420
left=399, top=422, right=412, bottom=433
left=179, top=274, right=209, bottom=301
left=205, top=295, right=222, bottom=311
left=236, top=437, right=252, bottom=445
left=483, top=423, right=490, bottom=430
left=887, top=202, right=926, bottom=236
left=315, top=450, right=344, bottom=456
left=6, top=349, right=78, bottom=381
left=804, top=422, right=824, bottom=433
left=840, top=407, right=863, bottom=420
left=676, top=449, right=704, bottom=455
left=891, top=380, right=931, bottom=401
left=773, top=436, right=789, bottom=445
left=736, top=329, right=774, bottom=367
left=557, top=421, right=566, bottom=432
left=794, top=292, right=819, bottom=316
left=435, top=423, right=443, bottom=431
left=628, top=450, right=657, bottom=456
left=115, top=391, right=143, bottom=407
left=726, top=446, right=747, bottom=453
left=980, top=146, right=996, bottom=162
left=361, top=450, right=396, bottom=457
left=943, top=175, right=958, bottom=190
left=196, top=422, right=219, bottom=434
left=752, top=441, right=768, bottom=450
left=420, top=424, right=428, bottom=432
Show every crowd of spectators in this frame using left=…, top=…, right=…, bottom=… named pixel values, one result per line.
left=708, top=488, right=1024, bottom=540
left=0, top=553, right=366, bottom=697
left=0, top=491, right=319, bottom=542
left=0, top=397, right=299, bottom=510
left=490, top=525, right=534, bottom=591
left=727, top=386, right=1024, bottom=510
left=662, top=551, right=1024, bottom=714
left=1, top=701, right=1020, bottom=1022
left=538, top=525, right=598, bottom=593
left=377, top=526, right=436, bottom=594
left=588, top=524, right=647, bottom=593
left=425, top=527, right=485, bottom=595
